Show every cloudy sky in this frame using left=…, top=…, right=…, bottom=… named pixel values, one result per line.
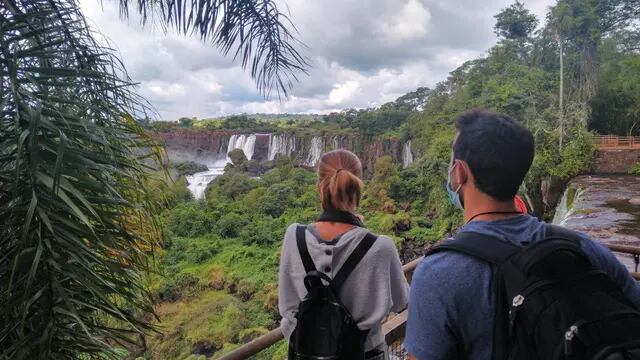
left=80, top=0, right=555, bottom=120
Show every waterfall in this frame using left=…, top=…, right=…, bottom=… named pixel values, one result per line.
left=332, top=136, right=340, bottom=150
left=186, top=159, right=227, bottom=200
left=268, top=134, right=296, bottom=161
left=227, top=134, right=256, bottom=161
left=243, top=135, right=256, bottom=160
left=306, top=137, right=324, bottom=166
left=552, top=186, right=584, bottom=225
left=403, top=141, right=414, bottom=168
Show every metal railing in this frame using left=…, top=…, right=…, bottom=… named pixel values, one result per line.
left=218, top=246, right=640, bottom=359
left=595, top=135, right=640, bottom=149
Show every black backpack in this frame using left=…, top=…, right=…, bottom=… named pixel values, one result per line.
left=288, top=225, right=378, bottom=360
left=426, top=224, right=640, bottom=360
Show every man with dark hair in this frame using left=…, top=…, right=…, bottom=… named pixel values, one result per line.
left=405, top=109, right=640, bottom=360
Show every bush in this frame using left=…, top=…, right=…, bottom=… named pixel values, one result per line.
left=549, top=128, right=595, bottom=180
left=157, top=274, right=200, bottom=302
left=259, top=183, right=295, bottom=217
left=217, top=213, right=248, bottom=238
left=207, top=172, right=258, bottom=203
left=239, top=219, right=283, bottom=245
left=165, top=203, right=215, bottom=237
left=163, top=236, right=222, bottom=266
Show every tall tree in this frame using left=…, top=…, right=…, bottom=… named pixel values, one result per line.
left=0, top=0, right=306, bottom=359
left=494, top=1, right=538, bottom=40
left=550, top=0, right=640, bottom=103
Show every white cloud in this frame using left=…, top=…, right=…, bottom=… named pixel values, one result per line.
left=79, top=0, right=555, bottom=119
left=377, top=0, right=431, bottom=42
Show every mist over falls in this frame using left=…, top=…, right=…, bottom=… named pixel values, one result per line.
left=158, top=129, right=415, bottom=199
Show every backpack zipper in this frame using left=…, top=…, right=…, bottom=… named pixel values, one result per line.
left=564, top=325, right=579, bottom=356
left=563, top=311, right=640, bottom=357
left=508, top=279, right=554, bottom=335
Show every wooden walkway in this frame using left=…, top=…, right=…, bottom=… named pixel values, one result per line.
left=595, top=135, right=640, bottom=149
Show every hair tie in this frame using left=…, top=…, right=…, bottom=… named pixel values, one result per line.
left=336, top=168, right=345, bottom=174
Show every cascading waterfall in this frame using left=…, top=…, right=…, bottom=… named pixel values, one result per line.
left=268, top=134, right=296, bottom=160
left=403, top=141, right=414, bottom=168
left=306, top=137, right=324, bottom=166
left=227, top=134, right=257, bottom=161
left=552, top=186, right=584, bottom=225
left=332, top=136, right=340, bottom=150
left=186, top=158, right=228, bottom=200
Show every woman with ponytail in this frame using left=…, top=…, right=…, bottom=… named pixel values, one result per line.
left=278, top=150, right=408, bottom=359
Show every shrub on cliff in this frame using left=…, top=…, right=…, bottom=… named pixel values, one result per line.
left=206, top=173, right=259, bottom=203
left=166, top=203, right=216, bottom=237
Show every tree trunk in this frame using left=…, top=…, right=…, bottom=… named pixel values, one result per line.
left=558, top=35, right=565, bottom=151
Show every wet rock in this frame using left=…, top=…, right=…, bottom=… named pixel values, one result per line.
left=554, top=175, right=640, bottom=271
left=228, top=148, right=248, bottom=165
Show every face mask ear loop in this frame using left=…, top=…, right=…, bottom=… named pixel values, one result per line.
left=449, top=161, right=462, bottom=193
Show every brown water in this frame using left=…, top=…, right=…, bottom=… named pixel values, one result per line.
left=553, top=175, right=640, bottom=271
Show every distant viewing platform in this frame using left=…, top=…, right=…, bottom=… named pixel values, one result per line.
left=595, top=135, right=640, bottom=150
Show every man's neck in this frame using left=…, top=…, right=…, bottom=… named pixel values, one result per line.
left=463, top=200, right=520, bottom=223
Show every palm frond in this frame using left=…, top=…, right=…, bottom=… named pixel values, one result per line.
left=114, top=0, right=309, bottom=99
left=1, top=1, right=164, bottom=358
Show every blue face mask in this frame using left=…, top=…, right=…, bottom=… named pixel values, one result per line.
left=446, top=162, right=464, bottom=209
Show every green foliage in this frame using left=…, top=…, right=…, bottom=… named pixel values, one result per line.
left=179, top=117, right=194, bottom=128
left=1, top=2, right=168, bottom=358
left=549, top=128, right=596, bottom=179
left=173, top=161, right=209, bottom=176
left=216, top=213, right=249, bottom=238
left=166, top=203, right=216, bottom=237
left=494, top=1, right=538, bottom=40
left=146, top=0, right=640, bottom=358
left=259, top=184, right=296, bottom=217
left=206, top=172, right=259, bottom=203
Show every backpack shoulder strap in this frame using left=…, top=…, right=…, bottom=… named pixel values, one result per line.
left=545, top=224, right=582, bottom=242
left=426, top=231, right=522, bottom=265
left=296, top=225, right=317, bottom=273
left=331, top=232, right=378, bottom=293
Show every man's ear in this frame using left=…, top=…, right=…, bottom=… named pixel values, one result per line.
left=456, top=160, right=469, bottom=187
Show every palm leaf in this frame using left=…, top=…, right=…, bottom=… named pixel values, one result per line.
left=114, top=0, right=309, bottom=98
left=1, top=1, right=164, bottom=359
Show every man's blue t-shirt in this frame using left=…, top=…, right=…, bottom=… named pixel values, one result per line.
left=404, top=215, right=640, bottom=360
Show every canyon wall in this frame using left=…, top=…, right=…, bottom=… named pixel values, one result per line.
left=155, top=129, right=415, bottom=175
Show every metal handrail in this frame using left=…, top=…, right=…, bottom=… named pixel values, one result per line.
left=218, top=246, right=640, bottom=359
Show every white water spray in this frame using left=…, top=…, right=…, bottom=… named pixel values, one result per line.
left=185, top=158, right=228, bottom=200
left=403, top=141, right=414, bottom=168
left=227, top=134, right=257, bottom=161
left=268, top=134, right=296, bottom=160
left=306, top=137, right=324, bottom=166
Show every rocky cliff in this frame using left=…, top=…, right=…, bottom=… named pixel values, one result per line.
left=155, top=128, right=414, bottom=176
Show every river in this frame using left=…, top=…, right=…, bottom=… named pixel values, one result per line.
left=553, top=175, right=640, bottom=271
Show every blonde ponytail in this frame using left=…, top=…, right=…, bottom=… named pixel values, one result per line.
left=317, top=150, right=364, bottom=212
